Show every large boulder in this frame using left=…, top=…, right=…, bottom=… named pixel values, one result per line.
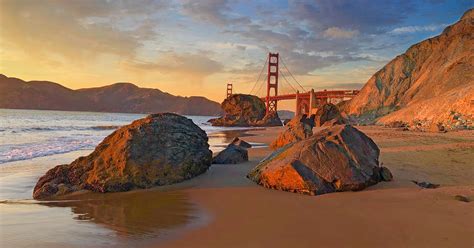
left=248, top=125, right=388, bottom=195
left=208, top=94, right=282, bottom=127
left=315, top=103, right=347, bottom=127
left=33, top=113, right=212, bottom=199
left=270, top=115, right=314, bottom=149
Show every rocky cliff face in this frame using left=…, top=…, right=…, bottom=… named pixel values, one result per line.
left=0, top=74, right=222, bottom=116
left=344, top=9, right=474, bottom=129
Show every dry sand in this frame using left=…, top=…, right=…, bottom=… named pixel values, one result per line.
left=154, top=126, right=474, bottom=248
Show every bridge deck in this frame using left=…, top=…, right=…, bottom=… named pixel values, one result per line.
left=260, top=90, right=359, bottom=101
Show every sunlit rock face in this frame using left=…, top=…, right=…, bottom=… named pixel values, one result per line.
left=343, top=9, right=474, bottom=130
left=270, top=115, right=314, bottom=150
left=33, top=113, right=212, bottom=199
left=208, top=94, right=282, bottom=127
left=249, top=125, right=390, bottom=195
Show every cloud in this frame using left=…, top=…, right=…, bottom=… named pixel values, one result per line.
left=289, top=0, right=416, bottom=33
left=389, top=24, right=448, bottom=34
left=178, top=0, right=250, bottom=26
left=323, top=27, right=359, bottom=39
left=125, top=51, right=224, bottom=78
left=0, top=0, right=168, bottom=62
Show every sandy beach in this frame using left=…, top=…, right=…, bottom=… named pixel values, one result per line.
left=155, top=126, right=474, bottom=248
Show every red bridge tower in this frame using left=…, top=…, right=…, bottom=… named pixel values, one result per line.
left=266, top=53, right=279, bottom=114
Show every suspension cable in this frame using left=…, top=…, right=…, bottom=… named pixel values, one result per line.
left=280, top=57, right=306, bottom=92
left=250, top=57, right=268, bottom=95
left=280, top=70, right=297, bottom=93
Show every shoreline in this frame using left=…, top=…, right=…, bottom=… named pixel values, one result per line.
left=1, top=126, right=473, bottom=247
left=157, top=125, right=474, bottom=248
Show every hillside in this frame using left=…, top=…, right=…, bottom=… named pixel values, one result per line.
left=344, top=8, right=474, bottom=129
left=0, top=74, right=222, bottom=116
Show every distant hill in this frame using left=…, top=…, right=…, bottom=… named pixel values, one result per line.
left=277, top=110, right=295, bottom=120
left=344, top=8, right=474, bottom=128
left=0, top=74, right=223, bottom=116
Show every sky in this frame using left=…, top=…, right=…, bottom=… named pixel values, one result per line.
left=0, top=0, right=472, bottom=108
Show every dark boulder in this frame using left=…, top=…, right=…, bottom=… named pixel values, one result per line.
left=249, top=124, right=387, bottom=195
left=208, top=94, right=282, bottom=127
left=212, top=144, right=249, bottom=164
left=33, top=113, right=212, bottom=199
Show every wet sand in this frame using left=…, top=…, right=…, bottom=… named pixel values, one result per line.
left=157, top=126, right=474, bottom=248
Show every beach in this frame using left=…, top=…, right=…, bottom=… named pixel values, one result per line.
left=157, top=126, right=474, bottom=248
left=1, top=118, right=473, bottom=247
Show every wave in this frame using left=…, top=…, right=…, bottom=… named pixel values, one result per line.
left=0, top=137, right=102, bottom=164
left=90, top=125, right=122, bottom=130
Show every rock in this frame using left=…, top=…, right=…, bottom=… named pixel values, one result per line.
left=315, top=103, right=347, bottom=127
left=411, top=180, right=440, bottom=189
left=255, top=111, right=283, bottom=126
left=454, top=195, right=470, bottom=202
left=378, top=167, right=393, bottom=181
left=212, top=144, right=248, bottom=164
left=270, top=115, right=313, bottom=149
left=249, top=124, right=383, bottom=195
left=231, top=137, right=252, bottom=148
left=33, top=113, right=212, bottom=199
left=429, top=122, right=448, bottom=133
left=208, top=94, right=282, bottom=127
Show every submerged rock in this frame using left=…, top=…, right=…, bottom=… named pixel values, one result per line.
left=270, top=115, right=314, bottom=149
left=249, top=124, right=387, bottom=195
left=208, top=94, right=282, bottom=127
left=33, top=113, right=212, bottom=199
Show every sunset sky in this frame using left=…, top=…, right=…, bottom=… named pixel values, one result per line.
left=0, top=0, right=472, bottom=106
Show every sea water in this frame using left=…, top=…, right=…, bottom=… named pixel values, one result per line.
left=0, top=109, right=258, bottom=247
left=0, top=109, right=247, bottom=164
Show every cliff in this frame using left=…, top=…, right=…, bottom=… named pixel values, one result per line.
left=344, top=9, right=474, bottom=129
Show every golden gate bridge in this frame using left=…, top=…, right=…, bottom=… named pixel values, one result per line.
left=226, top=53, right=359, bottom=116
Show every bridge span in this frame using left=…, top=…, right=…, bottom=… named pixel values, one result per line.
left=227, top=53, right=359, bottom=116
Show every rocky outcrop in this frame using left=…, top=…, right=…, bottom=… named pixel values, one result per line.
left=208, top=94, right=282, bottom=127
left=249, top=125, right=390, bottom=195
left=212, top=144, right=249, bottom=164
left=315, top=103, right=347, bottom=127
left=33, top=113, right=212, bottom=199
left=343, top=9, right=474, bottom=130
left=0, top=74, right=222, bottom=116
left=270, top=115, right=314, bottom=149
left=212, top=137, right=252, bottom=164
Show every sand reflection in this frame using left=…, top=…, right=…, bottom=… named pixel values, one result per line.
left=40, top=189, right=195, bottom=238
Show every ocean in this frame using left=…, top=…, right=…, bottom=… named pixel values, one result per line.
left=0, top=109, right=260, bottom=247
